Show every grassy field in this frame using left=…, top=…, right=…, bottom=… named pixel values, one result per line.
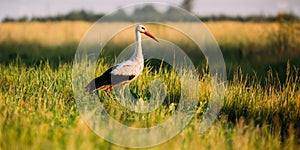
left=0, top=21, right=299, bottom=79
left=0, top=21, right=300, bottom=149
left=0, top=60, right=299, bottom=149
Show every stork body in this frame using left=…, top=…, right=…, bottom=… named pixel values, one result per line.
left=86, top=25, right=158, bottom=95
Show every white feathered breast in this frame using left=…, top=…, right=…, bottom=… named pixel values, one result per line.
left=111, top=59, right=144, bottom=76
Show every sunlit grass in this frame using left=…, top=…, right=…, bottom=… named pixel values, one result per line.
left=1, top=21, right=299, bottom=77
left=0, top=60, right=299, bottom=149
left=1, top=21, right=297, bottom=48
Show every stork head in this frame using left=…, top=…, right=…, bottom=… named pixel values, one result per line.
left=136, top=24, right=159, bottom=42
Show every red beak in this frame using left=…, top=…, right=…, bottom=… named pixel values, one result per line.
left=144, top=31, right=159, bottom=42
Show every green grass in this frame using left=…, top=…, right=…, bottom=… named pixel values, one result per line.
left=0, top=60, right=299, bottom=150
left=1, top=21, right=300, bottom=149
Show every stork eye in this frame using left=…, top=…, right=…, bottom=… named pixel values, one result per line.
left=141, top=27, right=145, bottom=30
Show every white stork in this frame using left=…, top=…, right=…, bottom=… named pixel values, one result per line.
left=86, top=24, right=159, bottom=97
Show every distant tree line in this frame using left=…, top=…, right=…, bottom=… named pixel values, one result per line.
left=2, top=5, right=299, bottom=22
left=3, top=10, right=105, bottom=22
left=199, top=13, right=299, bottom=22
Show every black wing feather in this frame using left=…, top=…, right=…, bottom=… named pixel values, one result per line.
left=85, top=66, right=135, bottom=94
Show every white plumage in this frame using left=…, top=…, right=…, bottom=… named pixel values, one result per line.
left=86, top=24, right=159, bottom=96
left=110, top=58, right=144, bottom=76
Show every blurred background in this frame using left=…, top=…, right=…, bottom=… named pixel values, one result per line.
left=0, top=0, right=299, bottom=81
left=1, top=0, right=299, bottom=20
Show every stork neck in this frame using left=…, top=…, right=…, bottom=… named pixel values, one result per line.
left=132, top=31, right=143, bottom=60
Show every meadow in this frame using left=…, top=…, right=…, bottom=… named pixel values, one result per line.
left=1, top=21, right=299, bottom=79
left=0, top=21, right=300, bottom=149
